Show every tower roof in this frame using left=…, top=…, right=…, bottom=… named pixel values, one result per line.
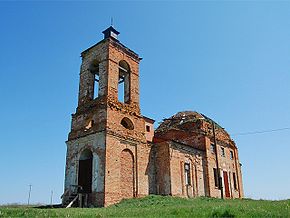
left=102, top=26, right=120, bottom=40
left=81, top=26, right=140, bottom=62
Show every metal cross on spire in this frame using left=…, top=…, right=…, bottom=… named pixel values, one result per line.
left=110, top=17, right=114, bottom=27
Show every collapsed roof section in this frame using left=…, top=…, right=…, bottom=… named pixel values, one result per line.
left=154, top=111, right=235, bottom=150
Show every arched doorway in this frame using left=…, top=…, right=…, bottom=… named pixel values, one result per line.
left=78, top=149, right=93, bottom=193
left=120, top=149, right=134, bottom=199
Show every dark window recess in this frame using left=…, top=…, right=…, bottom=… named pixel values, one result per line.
left=89, top=61, right=100, bottom=99
left=233, top=172, right=237, bottom=190
left=221, top=147, right=225, bottom=157
left=213, top=168, right=218, bottom=187
left=121, top=117, right=134, bottom=130
left=184, top=163, right=191, bottom=185
left=210, top=143, right=215, bottom=153
left=146, top=125, right=150, bottom=132
left=230, top=151, right=234, bottom=160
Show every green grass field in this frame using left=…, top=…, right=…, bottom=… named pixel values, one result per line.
left=0, top=195, right=289, bottom=217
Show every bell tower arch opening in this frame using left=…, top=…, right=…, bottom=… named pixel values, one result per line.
left=89, top=60, right=100, bottom=99
left=64, top=26, right=146, bottom=207
left=78, top=149, right=93, bottom=193
left=118, top=60, right=130, bottom=103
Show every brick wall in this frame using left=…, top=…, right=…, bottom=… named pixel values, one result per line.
left=64, top=33, right=244, bottom=208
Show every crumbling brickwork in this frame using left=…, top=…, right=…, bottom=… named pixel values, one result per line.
left=154, top=111, right=244, bottom=199
left=63, top=26, right=156, bottom=207
left=63, top=27, right=243, bottom=208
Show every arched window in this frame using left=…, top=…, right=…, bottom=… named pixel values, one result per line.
left=184, top=162, right=191, bottom=186
left=89, top=60, right=100, bottom=99
left=79, top=148, right=93, bottom=160
left=118, top=60, right=130, bottom=103
left=121, top=117, right=134, bottom=130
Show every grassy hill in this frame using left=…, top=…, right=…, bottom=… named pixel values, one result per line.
left=0, top=195, right=289, bottom=217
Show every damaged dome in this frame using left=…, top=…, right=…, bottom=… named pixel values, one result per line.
left=154, top=111, right=232, bottom=145
left=156, top=111, right=223, bottom=132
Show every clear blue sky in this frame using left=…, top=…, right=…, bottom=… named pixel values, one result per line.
left=0, top=1, right=290, bottom=204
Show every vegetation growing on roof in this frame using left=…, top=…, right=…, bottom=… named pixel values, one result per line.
left=156, top=111, right=225, bottom=133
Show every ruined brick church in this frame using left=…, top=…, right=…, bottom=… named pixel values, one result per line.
left=62, top=26, right=244, bottom=207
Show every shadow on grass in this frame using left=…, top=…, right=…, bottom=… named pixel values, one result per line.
left=33, top=204, right=62, bottom=209
left=211, top=209, right=235, bottom=218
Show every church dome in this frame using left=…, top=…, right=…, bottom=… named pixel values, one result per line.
left=156, top=111, right=224, bottom=131
left=154, top=111, right=232, bottom=145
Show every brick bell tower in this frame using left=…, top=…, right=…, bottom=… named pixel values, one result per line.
left=63, top=26, right=153, bottom=207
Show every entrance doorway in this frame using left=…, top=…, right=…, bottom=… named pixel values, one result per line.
left=78, top=149, right=93, bottom=193
left=223, top=171, right=230, bottom=198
